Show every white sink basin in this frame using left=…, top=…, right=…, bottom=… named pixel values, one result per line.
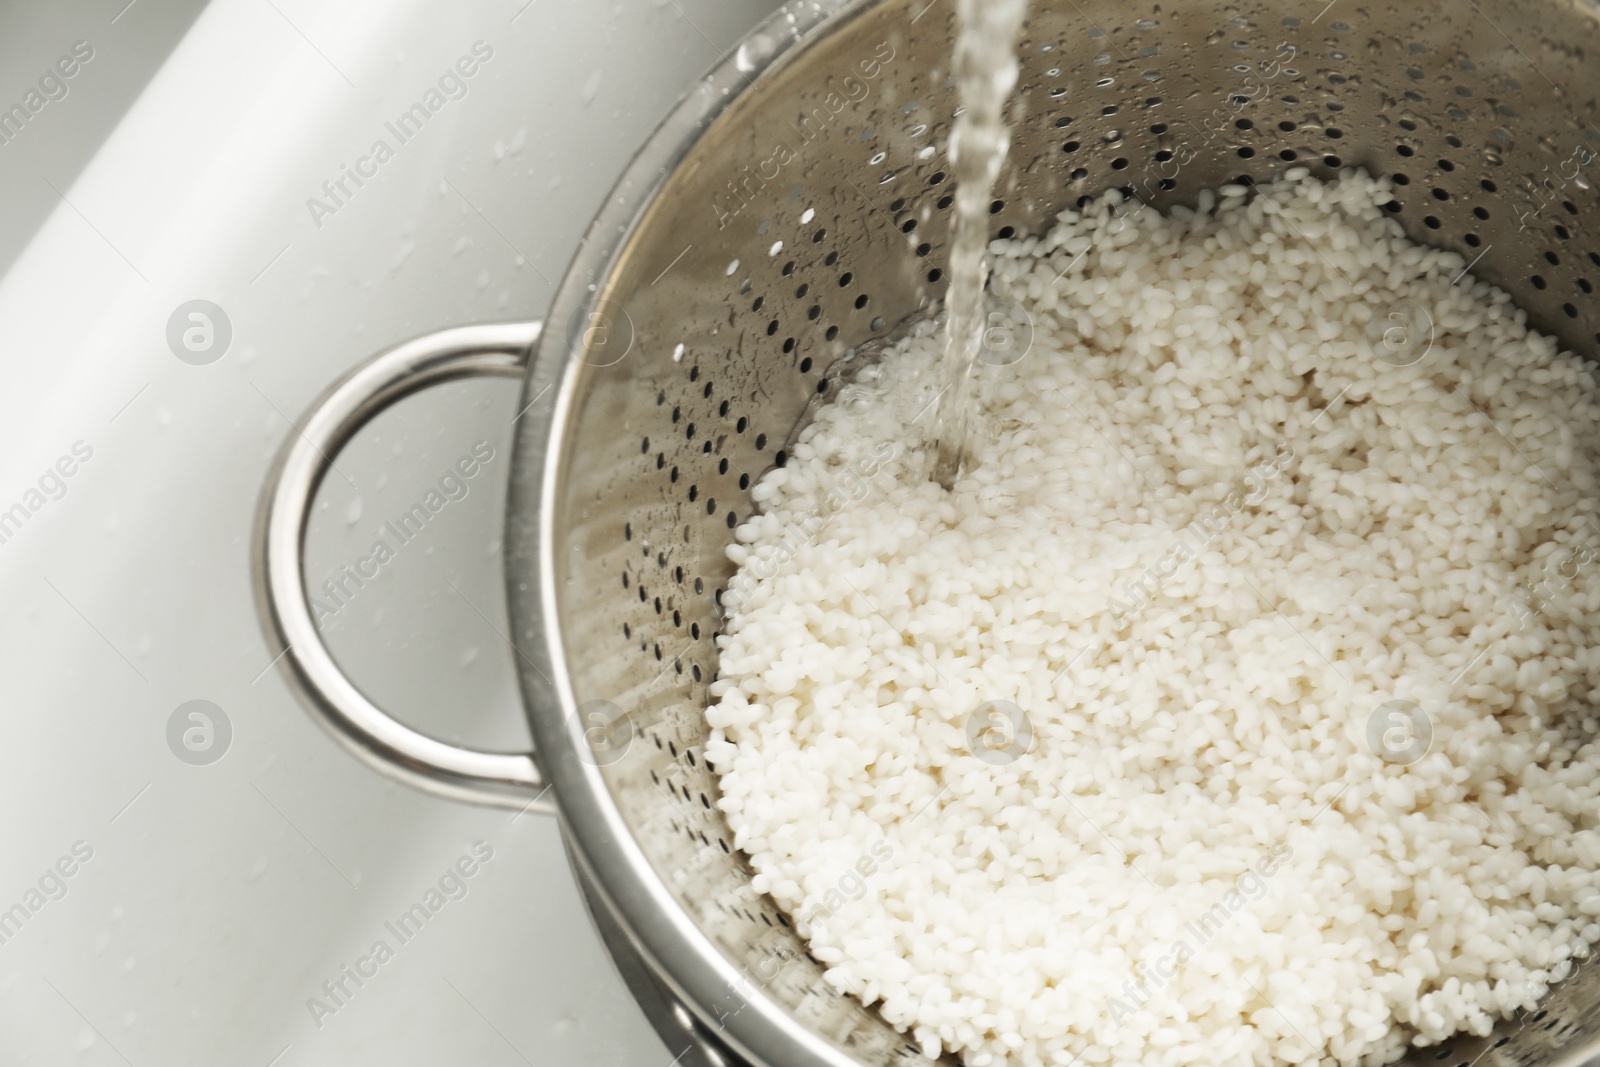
left=0, top=1, right=779, bottom=1063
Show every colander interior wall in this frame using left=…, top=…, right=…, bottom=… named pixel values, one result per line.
left=551, top=0, right=1600, bottom=1063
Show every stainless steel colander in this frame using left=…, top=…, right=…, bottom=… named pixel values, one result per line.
left=255, top=0, right=1600, bottom=1064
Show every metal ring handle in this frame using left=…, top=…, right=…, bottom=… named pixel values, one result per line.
left=254, top=321, right=554, bottom=813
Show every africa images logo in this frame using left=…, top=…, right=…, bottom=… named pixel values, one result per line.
left=0, top=441, right=94, bottom=548
left=0, top=40, right=95, bottom=148
left=305, top=842, right=493, bottom=1028
left=710, top=40, right=896, bottom=230
left=306, top=40, right=494, bottom=229
left=310, top=442, right=494, bottom=627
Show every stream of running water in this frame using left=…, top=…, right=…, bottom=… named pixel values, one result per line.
left=929, top=0, right=1030, bottom=489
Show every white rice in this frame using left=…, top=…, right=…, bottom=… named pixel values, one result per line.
left=705, top=168, right=1600, bottom=1067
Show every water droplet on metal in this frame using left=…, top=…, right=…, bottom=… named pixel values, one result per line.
left=735, top=33, right=775, bottom=72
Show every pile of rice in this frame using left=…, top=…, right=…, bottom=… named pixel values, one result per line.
left=704, top=168, right=1600, bottom=1067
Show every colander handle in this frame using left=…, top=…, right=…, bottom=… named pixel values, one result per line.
left=254, top=321, right=555, bottom=814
